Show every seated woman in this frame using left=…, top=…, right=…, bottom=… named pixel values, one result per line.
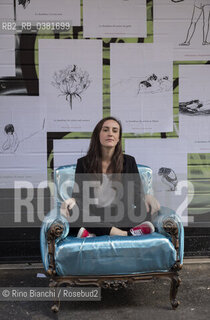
left=60, top=117, right=160, bottom=237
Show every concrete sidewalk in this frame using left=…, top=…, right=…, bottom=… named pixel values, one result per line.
left=0, top=259, right=210, bottom=320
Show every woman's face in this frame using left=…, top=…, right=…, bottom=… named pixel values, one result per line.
left=99, top=119, right=120, bottom=150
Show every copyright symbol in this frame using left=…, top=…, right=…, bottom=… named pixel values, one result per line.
left=2, top=289, right=10, bottom=298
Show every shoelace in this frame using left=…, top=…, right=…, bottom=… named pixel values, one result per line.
left=131, top=228, right=143, bottom=236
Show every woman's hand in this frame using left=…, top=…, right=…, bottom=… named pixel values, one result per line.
left=60, top=198, right=76, bottom=218
left=144, top=194, right=160, bottom=215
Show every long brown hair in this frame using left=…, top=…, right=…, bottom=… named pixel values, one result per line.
left=84, top=117, right=123, bottom=173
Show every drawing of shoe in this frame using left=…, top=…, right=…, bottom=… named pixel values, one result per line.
left=138, top=74, right=171, bottom=94
left=179, top=41, right=190, bottom=46
left=158, top=167, right=178, bottom=191
left=179, top=100, right=210, bottom=115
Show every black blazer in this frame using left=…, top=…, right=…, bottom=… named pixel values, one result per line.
left=75, top=154, right=141, bottom=174
left=71, top=154, right=147, bottom=235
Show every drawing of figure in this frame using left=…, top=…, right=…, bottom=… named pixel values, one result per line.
left=1, top=124, right=19, bottom=153
left=138, top=74, right=172, bottom=94
left=0, top=119, right=45, bottom=154
left=158, top=167, right=178, bottom=191
left=178, top=0, right=210, bottom=45
left=179, top=99, right=210, bottom=115
left=18, top=0, right=30, bottom=9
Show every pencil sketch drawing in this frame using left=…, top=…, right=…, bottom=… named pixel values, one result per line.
left=1, top=124, right=19, bottom=153
left=137, top=74, right=172, bottom=94
left=0, top=119, right=45, bottom=154
left=172, top=0, right=210, bottom=45
left=179, top=99, right=210, bottom=115
left=158, top=167, right=178, bottom=191
left=51, top=65, right=91, bottom=110
left=18, top=0, right=31, bottom=9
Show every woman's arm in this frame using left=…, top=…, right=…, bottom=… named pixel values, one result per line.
left=131, top=156, right=160, bottom=216
left=60, top=198, right=76, bottom=218
left=144, top=194, right=160, bottom=215
left=60, top=158, right=84, bottom=218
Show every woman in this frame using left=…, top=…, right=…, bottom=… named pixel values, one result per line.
left=61, top=117, right=160, bottom=237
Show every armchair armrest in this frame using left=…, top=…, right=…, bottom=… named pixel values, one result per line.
left=137, top=165, right=153, bottom=195
left=40, top=208, right=69, bottom=275
left=152, top=206, right=184, bottom=268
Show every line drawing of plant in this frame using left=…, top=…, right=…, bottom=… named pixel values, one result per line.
left=158, top=167, right=178, bottom=191
left=137, top=74, right=172, bottom=94
left=18, top=0, right=31, bottom=9
left=179, top=99, right=210, bottom=115
left=51, top=65, right=91, bottom=110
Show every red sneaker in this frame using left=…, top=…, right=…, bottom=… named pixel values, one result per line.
left=130, top=221, right=155, bottom=236
left=77, top=227, right=95, bottom=238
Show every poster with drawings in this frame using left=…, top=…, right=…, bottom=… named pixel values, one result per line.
left=39, top=39, right=103, bottom=132
left=83, top=0, right=146, bottom=38
left=110, top=43, right=173, bottom=133
left=125, top=138, right=189, bottom=225
left=0, top=0, right=15, bottom=77
left=0, top=96, right=47, bottom=188
left=154, top=0, right=210, bottom=60
left=0, top=35, right=15, bottom=77
left=179, top=65, right=210, bottom=153
left=15, top=0, right=80, bottom=25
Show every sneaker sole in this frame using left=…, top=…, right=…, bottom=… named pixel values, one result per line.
left=77, top=227, right=86, bottom=238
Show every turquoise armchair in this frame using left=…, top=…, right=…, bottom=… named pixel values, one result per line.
left=40, top=165, right=184, bottom=312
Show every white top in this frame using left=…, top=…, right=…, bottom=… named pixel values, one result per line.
left=94, top=174, right=116, bottom=208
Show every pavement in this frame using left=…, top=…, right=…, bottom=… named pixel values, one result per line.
left=0, top=258, right=210, bottom=320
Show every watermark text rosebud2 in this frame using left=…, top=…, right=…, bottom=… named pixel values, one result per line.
left=12, top=175, right=195, bottom=227
left=0, top=287, right=101, bottom=301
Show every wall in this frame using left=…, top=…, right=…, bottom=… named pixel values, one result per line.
left=0, top=0, right=210, bottom=261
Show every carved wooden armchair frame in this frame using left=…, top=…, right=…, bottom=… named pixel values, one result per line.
left=40, top=165, right=184, bottom=312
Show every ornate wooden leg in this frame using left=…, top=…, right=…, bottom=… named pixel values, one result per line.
left=49, top=279, right=60, bottom=313
left=170, top=273, right=181, bottom=310
left=51, top=301, right=60, bottom=313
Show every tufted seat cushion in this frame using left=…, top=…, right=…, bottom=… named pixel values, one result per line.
left=54, top=232, right=176, bottom=276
